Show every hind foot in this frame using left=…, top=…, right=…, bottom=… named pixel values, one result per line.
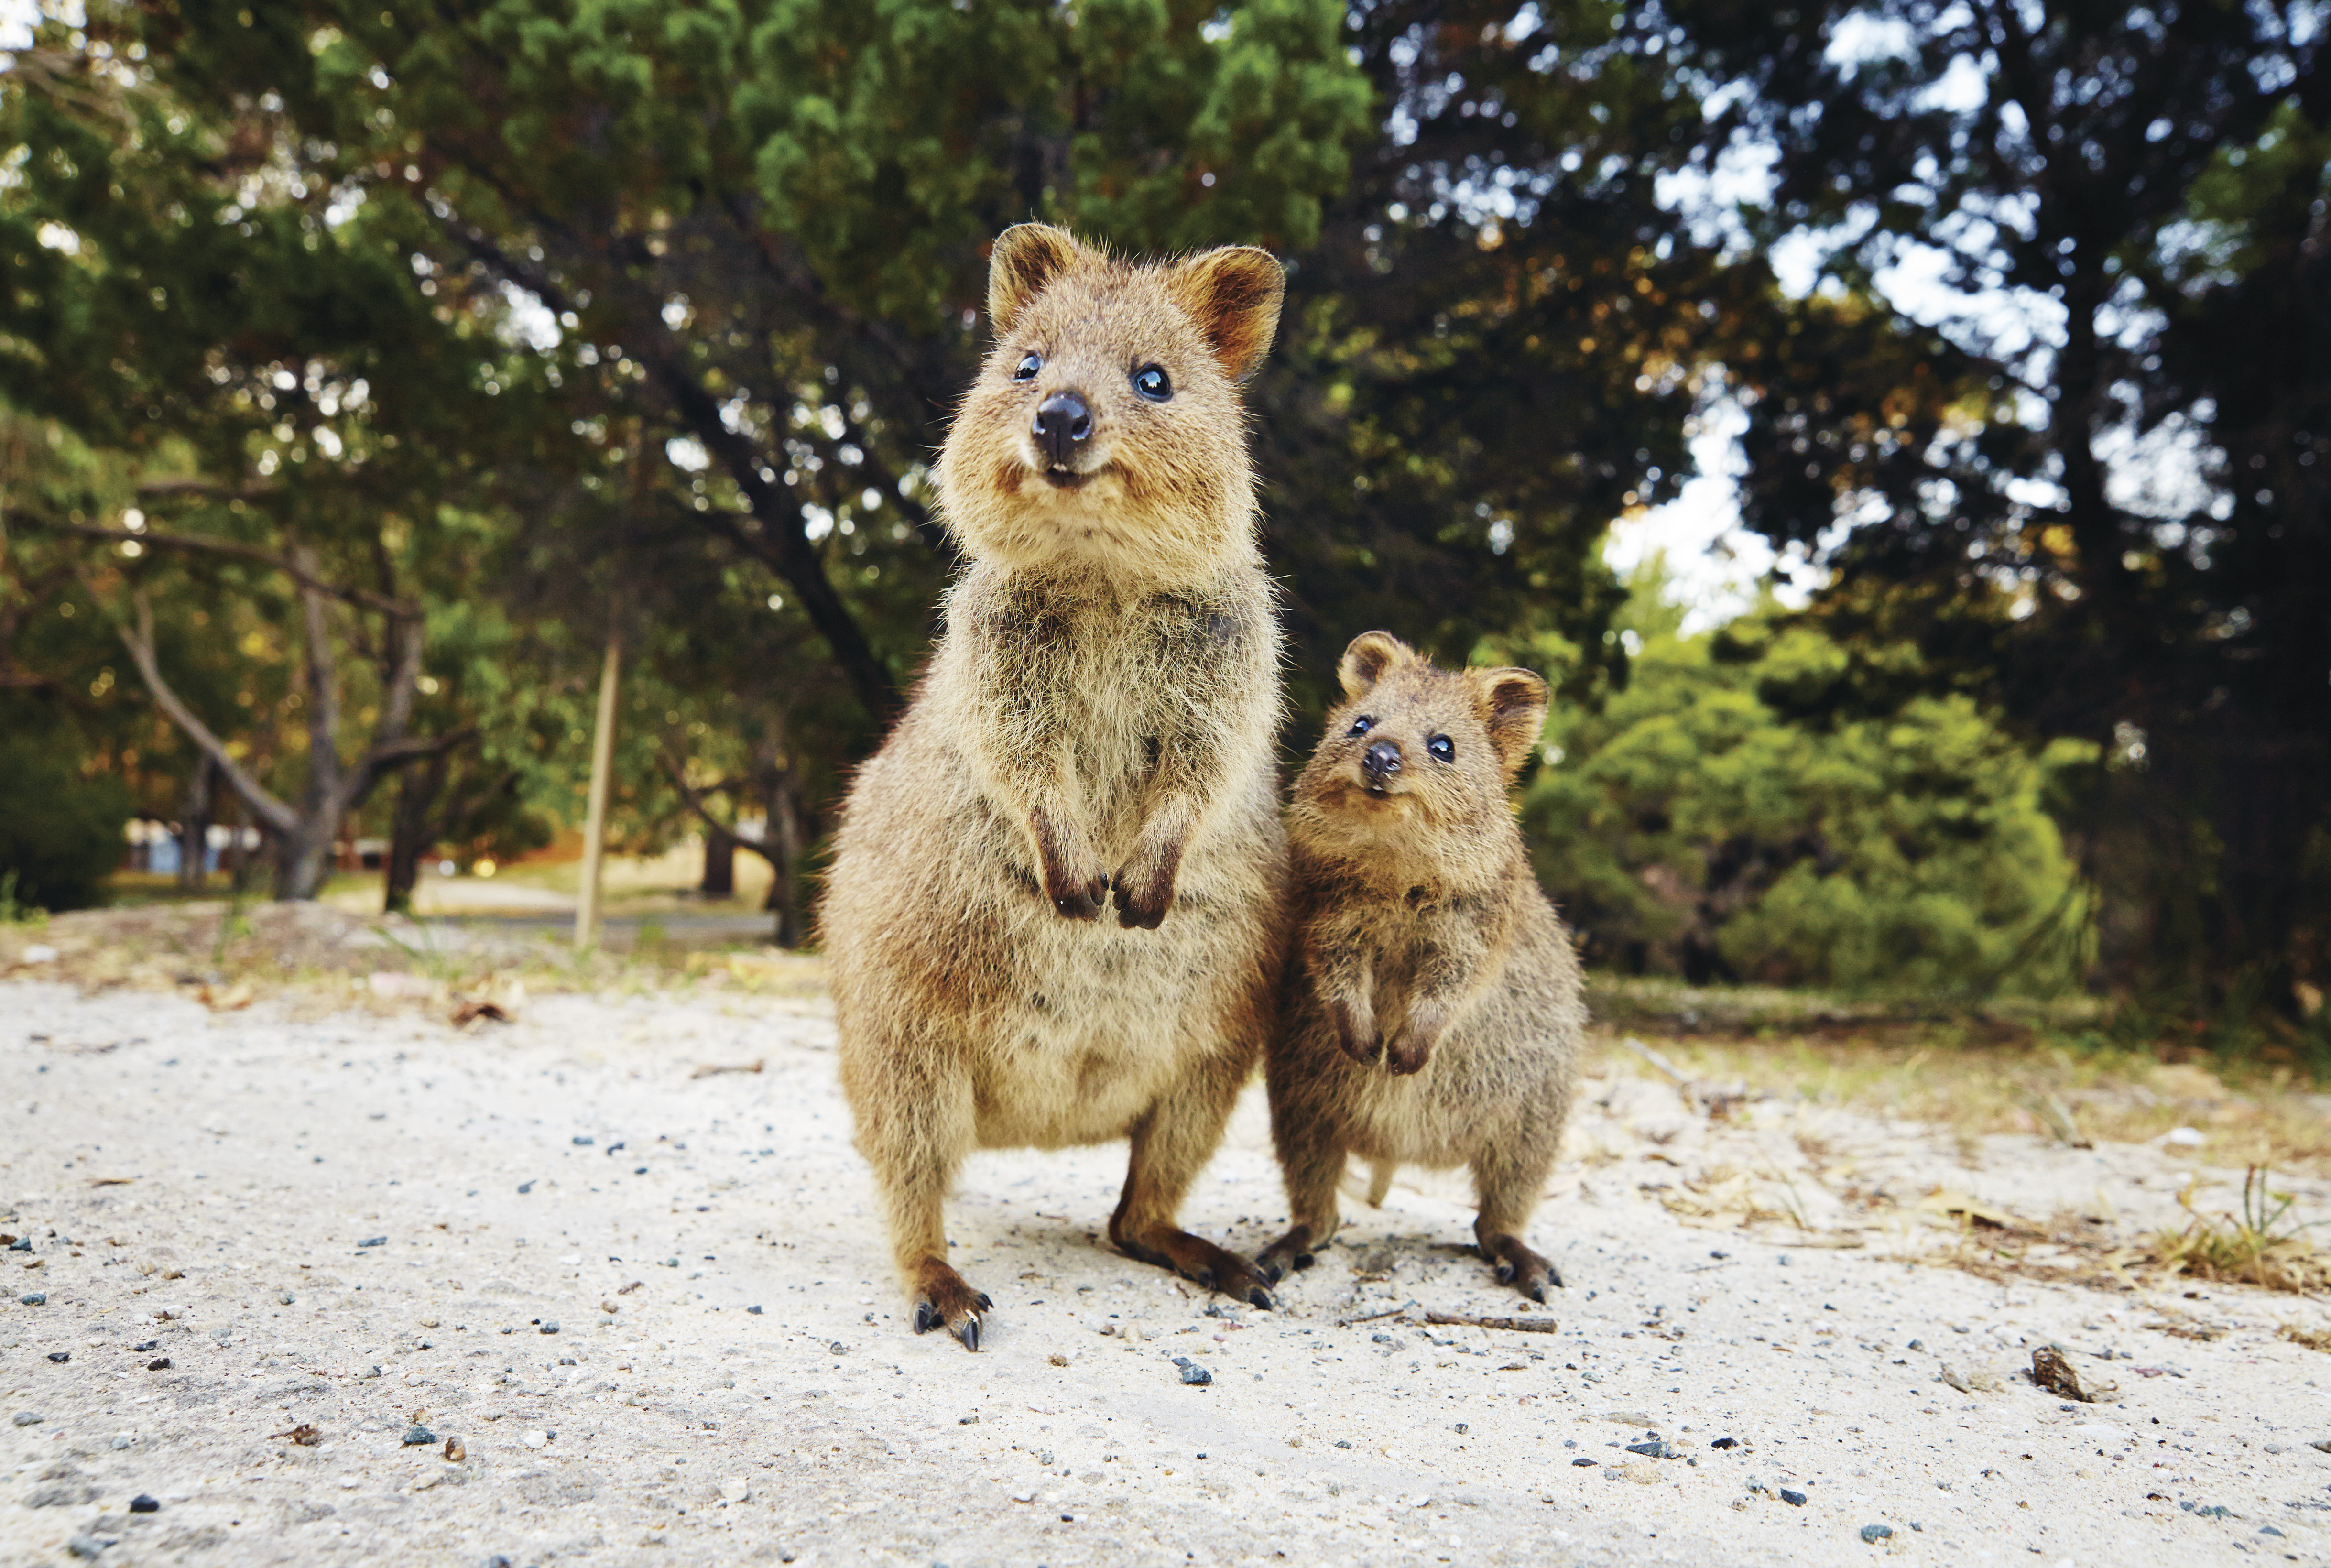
left=909, top=1258, right=994, bottom=1351
left=1481, top=1232, right=1562, bottom=1304
left=1114, top=1224, right=1276, bottom=1310
left=1255, top=1224, right=1320, bottom=1286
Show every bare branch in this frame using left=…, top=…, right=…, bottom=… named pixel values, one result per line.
left=42, top=521, right=416, bottom=616
left=111, top=588, right=299, bottom=836
left=657, top=745, right=781, bottom=867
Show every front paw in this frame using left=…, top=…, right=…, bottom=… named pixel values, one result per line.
left=1256, top=1226, right=1318, bottom=1285
left=1329, top=999, right=1380, bottom=1066
left=1383, top=1024, right=1436, bottom=1075
left=1045, top=866, right=1110, bottom=921
left=1112, top=835, right=1186, bottom=930
left=1030, top=804, right=1109, bottom=920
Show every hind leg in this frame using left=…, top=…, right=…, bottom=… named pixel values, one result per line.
left=848, top=1041, right=993, bottom=1350
left=1257, top=1095, right=1346, bottom=1285
left=1470, top=1135, right=1563, bottom=1304
left=1109, top=1066, right=1276, bottom=1309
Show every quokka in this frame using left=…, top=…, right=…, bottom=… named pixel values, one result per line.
left=823, top=224, right=1290, bottom=1350
left=1260, top=632, right=1586, bottom=1303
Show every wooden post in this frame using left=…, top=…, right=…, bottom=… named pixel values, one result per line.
left=574, top=634, right=621, bottom=951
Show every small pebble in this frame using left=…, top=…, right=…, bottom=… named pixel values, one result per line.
left=360, top=1365, right=383, bottom=1379
left=523, top=1429, right=548, bottom=1450
left=747, top=1305, right=763, bottom=1315
left=402, top=1426, right=436, bottom=1446
left=130, top=1494, right=159, bottom=1514
left=131, top=1340, right=156, bottom=1352
left=540, top=1320, right=560, bottom=1335
left=1625, top=1439, right=1677, bottom=1459
left=47, top=1351, right=68, bottom=1363
left=147, top=1358, right=170, bottom=1371
left=110, top=1437, right=131, bottom=1451
left=1710, top=1437, right=1739, bottom=1449
left=21, top=1292, right=46, bottom=1306
left=1860, top=1524, right=1893, bottom=1544
left=444, top=1437, right=466, bottom=1462
left=6, top=1237, right=30, bottom=1251
left=65, top=1535, right=103, bottom=1560
left=2263, top=1525, right=2287, bottom=1537
left=11, top=1411, right=40, bottom=1426
left=277, top=1291, right=295, bottom=1305
left=2314, top=1440, right=2331, bottom=1455
left=1571, top=1456, right=1598, bottom=1467
left=357, top=1237, right=386, bottom=1249
left=1781, top=1488, right=1808, bottom=1506
left=517, top=1181, right=534, bottom=1195
left=1173, top=1357, right=1212, bottom=1386
left=572, top=1136, right=593, bottom=1146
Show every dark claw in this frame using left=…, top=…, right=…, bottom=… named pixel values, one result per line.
left=976, top=1292, right=994, bottom=1311
left=914, top=1301, right=939, bottom=1334
left=1547, top=1264, right=1566, bottom=1289
left=1194, top=1268, right=1218, bottom=1291
left=956, top=1316, right=981, bottom=1353
left=1292, top=1251, right=1314, bottom=1272
left=1256, top=1257, right=1285, bottom=1286
left=1494, top=1261, right=1517, bottom=1285
left=1527, top=1280, right=1547, bottom=1305
left=1246, top=1285, right=1274, bottom=1311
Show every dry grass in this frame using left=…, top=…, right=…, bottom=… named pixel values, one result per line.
left=2277, top=1323, right=2331, bottom=1352
left=2147, top=1167, right=2331, bottom=1295
left=1594, top=1025, right=2331, bottom=1174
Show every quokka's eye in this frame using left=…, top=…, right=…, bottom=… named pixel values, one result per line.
left=1427, top=735, right=1455, bottom=763
left=1347, top=715, right=1375, bottom=738
left=1132, top=364, right=1172, bottom=402
left=1013, top=352, right=1043, bottom=381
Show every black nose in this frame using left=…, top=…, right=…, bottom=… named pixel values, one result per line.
left=1362, top=739, right=1403, bottom=783
left=1033, top=391, right=1093, bottom=468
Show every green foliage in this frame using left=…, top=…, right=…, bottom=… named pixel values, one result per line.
left=1526, top=563, right=2091, bottom=997
left=0, top=728, right=131, bottom=911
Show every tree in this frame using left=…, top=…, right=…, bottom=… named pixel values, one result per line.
left=1525, top=561, right=2091, bottom=996
left=1668, top=0, right=2331, bottom=1017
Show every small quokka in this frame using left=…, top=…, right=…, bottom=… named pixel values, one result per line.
left=1259, top=631, right=1586, bottom=1303
left=823, top=224, right=1290, bottom=1350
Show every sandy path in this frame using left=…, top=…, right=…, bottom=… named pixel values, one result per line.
left=1, top=978, right=2325, bottom=1567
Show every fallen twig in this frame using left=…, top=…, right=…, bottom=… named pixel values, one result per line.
left=1421, top=1311, right=1559, bottom=1334
left=1336, top=1299, right=1416, bottom=1327
left=1617, top=1035, right=1690, bottom=1086
left=689, top=1059, right=764, bottom=1078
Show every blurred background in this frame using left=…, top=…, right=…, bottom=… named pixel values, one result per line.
left=0, top=0, right=2322, bottom=1058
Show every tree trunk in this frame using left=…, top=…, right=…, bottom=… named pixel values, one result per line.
left=274, top=821, right=336, bottom=901
left=384, top=747, right=452, bottom=915
left=176, top=756, right=216, bottom=890
left=762, top=760, right=806, bottom=949
left=699, top=823, right=737, bottom=898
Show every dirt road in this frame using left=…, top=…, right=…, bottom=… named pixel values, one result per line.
left=2, top=976, right=2324, bottom=1566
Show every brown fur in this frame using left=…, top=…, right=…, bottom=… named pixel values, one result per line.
left=823, top=225, right=1289, bottom=1350
left=1259, top=632, right=1587, bottom=1303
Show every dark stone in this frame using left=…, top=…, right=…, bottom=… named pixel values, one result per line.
left=1710, top=1437, right=1740, bottom=1449
left=131, top=1341, right=156, bottom=1353
left=1626, top=1440, right=1678, bottom=1459
left=11, top=1411, right=40, bottom=1426
left=21, top=1292, right=46, bottom=1306
left=517, top=1182, right=534, bottom=1195
left=540, top=1321, right=560, bottom=1335
left=1781, top=1488, right=1808, bottom=1506
left=130, top=1495, right=159, bottom=1514
left=6, top=1237, right=30, bottom=1252
left=1572, top=1456, right=1598, bottom=1467
left=357, top=1237, right=386, bottom=1249
left=403, top=1426, right=436, bottom=1446
left=47, top=1352, right=68, bottom=1363
left=1860, top=1524, right=1893, bottom=1544
left=572, top=1136, right=593, bottom=1146
left=746, top=1306, right=763, bottom=1315
left=1173, top=1358, right=1212, bottom=1386
left=147, top=1358, right=170, bottom=1371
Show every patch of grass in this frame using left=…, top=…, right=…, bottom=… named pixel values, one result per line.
left=0, top=871, right=44, bottom=927
left=2149, top=1167, right=2331, bottom=1295
left=2277, top=1323, right=2331, bottom=1353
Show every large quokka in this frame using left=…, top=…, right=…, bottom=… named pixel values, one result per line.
left=1259, top=632, right=1586, bottom=1303
left=823, top=225, right=1289, bottom=1350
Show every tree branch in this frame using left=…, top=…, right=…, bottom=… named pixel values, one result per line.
left=110, top=587, right=299, bottom=837
left=658, top=746, right=781, bottom=867
left=44, top=521, right=416, bottom=616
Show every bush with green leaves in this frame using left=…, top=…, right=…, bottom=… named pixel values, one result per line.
left=0, top=730, right=131, bottom=913
left=1522, top=564, right=2091, bottom=997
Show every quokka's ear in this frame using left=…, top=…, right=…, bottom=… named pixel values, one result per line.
left=1166, top=245, right=1285, bottom=381
left=1337, top=630, right=1412, bottom=701
left=987, top=224, right=1086, bottom=338
left=1469, top=665, right=1550, bottom=778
